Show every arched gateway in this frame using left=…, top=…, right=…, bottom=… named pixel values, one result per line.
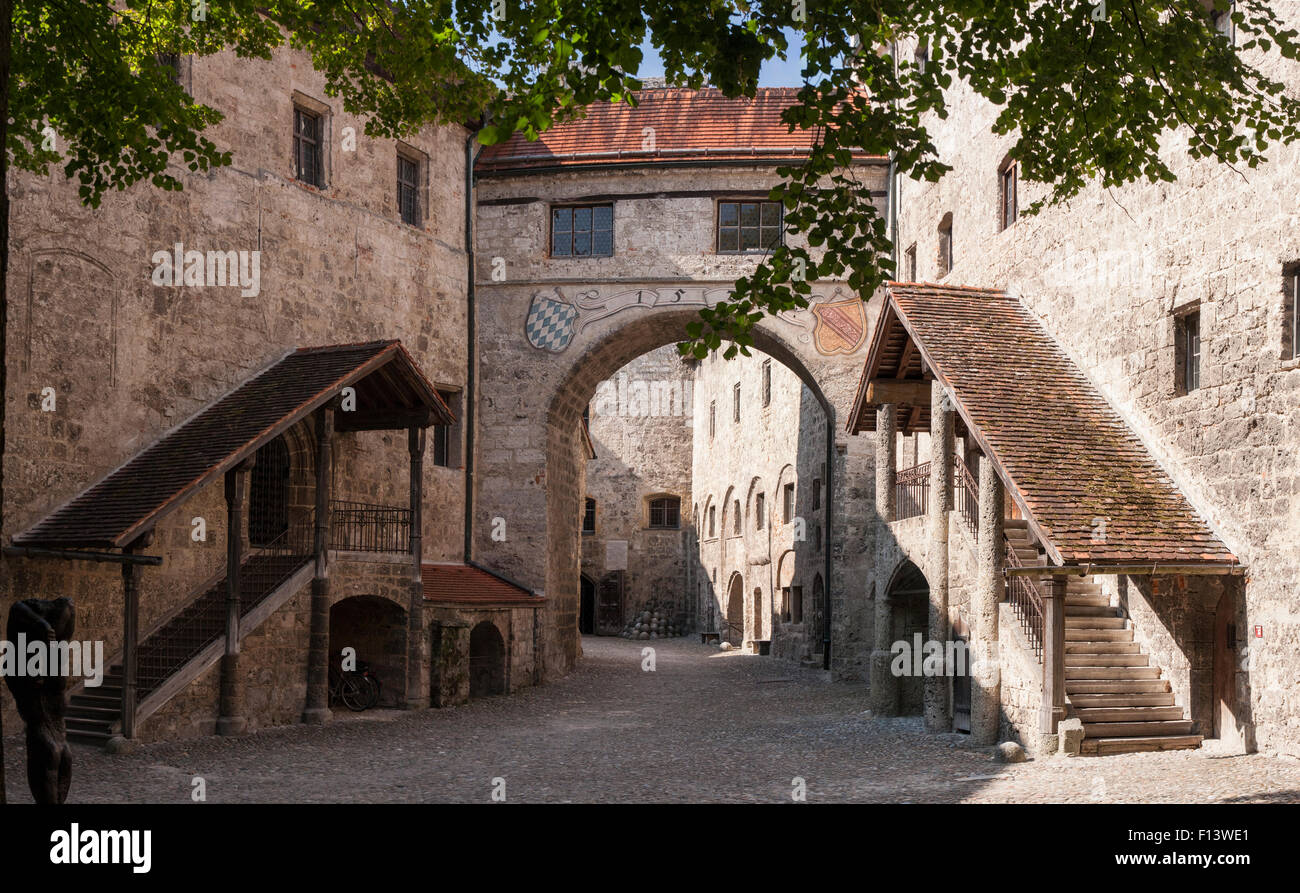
left=470, top=86, right=889, bottom=683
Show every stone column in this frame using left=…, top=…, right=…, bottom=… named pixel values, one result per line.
left=430, top=620, right=471, bottom=707
left=971, top=449, right=1004, bottom=745
left=925, top=380, right=953, bottom=732
left=118, top=533, right=152, bottom=743
left=405, top=425, right=428, bottom=709
left=303, top=407, right=334, bottom=724
left=1039, top=574, right=1068, bottom=735
left=869, top=403, right=899, bottom=714
left=218, top=461, right=251, bottom=736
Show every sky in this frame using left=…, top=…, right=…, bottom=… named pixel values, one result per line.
left=634, top=27, right=806, bottom=87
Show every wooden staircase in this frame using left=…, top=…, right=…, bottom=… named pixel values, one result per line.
left=1004, top=520, right=1202, bottom=756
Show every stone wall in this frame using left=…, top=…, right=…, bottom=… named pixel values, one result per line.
left=894, top=23, right=1300, bottom=755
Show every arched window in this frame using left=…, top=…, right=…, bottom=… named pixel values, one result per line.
left=248, top=437, right=290, bottom=546
left=582, top=497, right=596, bottom=533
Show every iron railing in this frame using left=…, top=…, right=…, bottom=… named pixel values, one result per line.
left=133, top=514, right=314, bottom=700
left=329, top=500, right=412, bottom=553
left=895, top=462, right=930, bottom=520
left=1004, top=538, right=1045, bottom=663
left=954, top=456, right=979, bottom=534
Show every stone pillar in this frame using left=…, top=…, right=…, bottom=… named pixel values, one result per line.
left=869, top=403, right=899, bottom=714
left=1039, top=574, right=1068, bottom=735
left=303, top=407, right=334, bottom=724
left=971, top=450, right=1004, bottom=745
left=118, top=533, right=152, bottom=743
left=405, top=425, right=428, bottom=709
left=430, top=620, right=471, bottom=707
left=217, top=462, right=250, bottom=736
left=925, top=380, right=953, bottom=732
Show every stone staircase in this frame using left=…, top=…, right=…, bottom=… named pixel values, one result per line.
left=1004, top=520, right=1201, bottom=756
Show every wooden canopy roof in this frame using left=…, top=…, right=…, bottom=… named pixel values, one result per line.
left=849, top=284, right=1237, bottom=568
left=13, top=341, right=452, bottom=551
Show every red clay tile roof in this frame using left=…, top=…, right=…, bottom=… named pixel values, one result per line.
left=422, top=562, right=544, bottom=606
left=851, top=283, right=1237, bottom=567
left=13, top=341, right=452, bottom=550
left=475, top=87, right=882, bottom=173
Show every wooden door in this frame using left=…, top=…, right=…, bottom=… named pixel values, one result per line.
left=1213, top=591, right=1242, bottom=748
left=596, top=571, right=624, bottom=636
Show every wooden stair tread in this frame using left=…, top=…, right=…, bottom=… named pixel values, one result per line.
left=1080, top=735, right=1203, bottom=755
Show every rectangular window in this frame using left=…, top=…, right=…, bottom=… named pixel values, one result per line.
left=551, top=204, right=613, bottom=257
left=1212, top=2, right=1236, bottom=43
left=709, top=401, right=716, bottom=439
left=762, top=359, right=772, bottom=407
left=812, top=478, right=822, bottom=511
left=905, top=243, right=917, bottom=281
left=293, top=107, right=324, bottom=188
left=732, top=382, right=741, bottom=423
left=938, top=216, right=953, bottom=277
left=649, top=497, right=681, bottom=529
left=432, top=389, right=462, bottom=467
left=781, top=587, right=792, bottom=622
left=733, top=500, right=742, bottom=535
left=1175, top=309, right=1202, bottom=395
left=1000, top=162, right=1018, bottom=231
left=1285, top=268, right=1300, bottom=360
left=397, top=153, right=421, bottom=226
left=755, top=493, right=765, bottom=530
left=157, top=53, right=183, bottom=85
left=815, top=525, right=823, bottom=553
left=1293, top=272, right=1300, bottom=360
left=783, top=483, right=795, bottom=524
left=709, top=506, right=716, bottom=537
left=717, top=200, right=783, bottom=253
left=583, top=498, right=596, bottom=534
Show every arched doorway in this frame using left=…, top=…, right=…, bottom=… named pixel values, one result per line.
left=726, top=573, right=745, bottom=646
left=328, top=595, right=406, bottom=707
left=886, top=560, right=930, bottom=716
left=579, top=574, right=596, bottom=635
left=469, top=621, right=507, bottom=697
left=249, top=436, right=290, bottom=546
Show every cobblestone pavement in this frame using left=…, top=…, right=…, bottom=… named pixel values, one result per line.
left=4, top=637, right=1300, bottom=803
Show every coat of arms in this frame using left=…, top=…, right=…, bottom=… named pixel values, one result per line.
left=525, top=291, right=578, bottom=353
left=811, top=297, right=868, bottom=355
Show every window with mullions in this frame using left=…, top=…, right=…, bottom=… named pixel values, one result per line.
left=293, top=107, right=324, bottom=187
left=649, top=496, right=681, bottom=530
left=718, top=201, right=783, bottom=253
left=552, top=204, right=613, bottom=257
left=397, top=153, right=421, bottom=226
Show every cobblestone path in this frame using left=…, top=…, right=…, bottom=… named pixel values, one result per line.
left=4, top=637, right=1299, bottom=803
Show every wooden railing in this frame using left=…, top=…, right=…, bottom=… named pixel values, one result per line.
left=329, top=500, right=412, bottom=553
left=895, top=462, right=930, bottom=520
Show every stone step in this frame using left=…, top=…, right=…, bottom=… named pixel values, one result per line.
left=1004, top=519, right=1030, bottom=530
left=67, top=729, right=113, bottom=746
left=1065, top=616, right=1127, bottom=629
left=1065, top=628, right=1133, bottom=642
left=1066, top=679, right=1171, bottom=694
left=1082, top=719, right=1196, bottom=738
left=1065, top=595, right=1110, bottom=608
left=1066, top=653, right=1150, bottom=667
left=1066, top=665, right=1160, bottom=680
left=1074, top=706, right=1185, bottom=723
left=1065, top=642, right=1140, bottom=654
left=1081, top=735, right=1203, bottom=755
left=1064, top=605, right=1118, bottom=618
left=1069, top=693, right=1177, bottom=708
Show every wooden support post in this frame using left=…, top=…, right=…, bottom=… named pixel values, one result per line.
left=925, top=379, right=954, bottom=732
left=405, top=425, right=427, bottom=709
left=1039, top=574, right=1068, bottom=735
left=971, top=450, right=1004, bottom=745
left=118, top=532, right=152, bottom=744
left=303, top=407, right=334, bottom=724
left=217, top=462, right=250, bottom=736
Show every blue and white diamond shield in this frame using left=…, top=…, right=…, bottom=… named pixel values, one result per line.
left=525, top=293, right=578, bottom=353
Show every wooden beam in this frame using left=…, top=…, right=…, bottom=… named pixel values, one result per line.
left=895, top=339, right=916, bottom=378
left=334, top=408, right=434, bottom=432
left=866, top=378, right=932, bottom=406
left=1005, top=563, right=1245, bottom=577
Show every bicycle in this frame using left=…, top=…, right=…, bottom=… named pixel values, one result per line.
left=328, top=664, right=373, bottom=712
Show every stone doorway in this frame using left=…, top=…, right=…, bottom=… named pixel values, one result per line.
left=580, top=574, right=596, bottom=635
left=888, top=560, right=930, bottom=716
left=726, top=573, right=745, bottom=646
left=469, top=621, right=507, bottom=698
left=328, top=595, right=407, bottom=708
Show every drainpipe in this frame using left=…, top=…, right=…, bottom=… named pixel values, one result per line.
left=463, top=122, right=482, bottom=563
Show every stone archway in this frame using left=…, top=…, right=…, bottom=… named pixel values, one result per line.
left=474, top=292, right=880, bottom=684
left=726, top=572, right=745, bottom=646
left=469, top=621, right=507, bottom=698
left=884, top=560, right=930, bottom=716
left=328, top=595, right=407, bottom=707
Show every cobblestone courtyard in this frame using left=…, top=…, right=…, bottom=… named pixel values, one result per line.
left=4, top=637, right=1299, bottom=804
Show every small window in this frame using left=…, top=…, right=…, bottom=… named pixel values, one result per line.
left=781, top=587, right=792, bottom=622
left=708, top=506, right=717, bottom=537
left=397, top=153, right=421, bottom=226
left=812, top=479, right=822, bottom=511
left=999, top=161, right=1018, bottom=231
left=905, top=243, right=917, bottom=281
left=791, top=586, right=804, bottom=624
left=156, top=53, right=183, bottom=85
left=1284, top=267, right=1300, bottom=360
left=783, top=483, right=795, bottom=524
left=717, top=201, right=783, bottom=253
left=709, top=401, right=716, bottom=439
left=432, top=389, right=462, bottom=468
left=732, top=382, right=741, bottom=423
left=815, top=524, right=823, bottom=553
left=1211, top=2, right=1236, bottom=43
left=649, top=496, right=681, bottom=529
left=551, top=204, right=613, bottom=257
left=733, top=500, right=741, bottom=535
left=755, top=493, right=765, bottom=530
left=1175, top=309, right=1202, bottom=395
left=913, top=40, right=929, bottom=73
left=583, top=498, right=596, bottom=534
left=293, top=107, right=324, bottom=188
left=938, top=214, right=953, bottom=277
left=762, top=360, right=772, bottom=407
